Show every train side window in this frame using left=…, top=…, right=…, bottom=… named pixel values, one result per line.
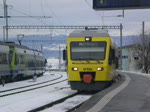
left=29, top=60, right=31, bottom=67
left=0, top=53, right=7, bottom=64
left=109, top=47, right=112, bottom=65
left=111, top=49, right=115, bottom=62
left=6, top=54, right=8, bottom=64
left=32, top=60, right=34, bottom=67
left=9, top=51, right=13, bottom=65
left=15, top=53, right=17, bottom=65
left=20, top=55, right=24, bottom=64
left=0, top=53, right=2, bottom=64
left=115, top=57, right=119, bottom=69
left=38, top=60, right=40, bottom=67
left=17, top=54, right=19, bottom=64
left=3, top=53, right=7, bottom=64
left=20, top=55, right=22, bottom=64
left=109, top=47, right=115, bottom=65
left=63, top=49, right=66, bottom=60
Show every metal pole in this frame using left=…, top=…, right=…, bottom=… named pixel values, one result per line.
left=3, top=26, right=5, bottom=41
left=122, top=9, right=124, bottom=18
left=3, top=0, right=8, bottom=41
left=142, top=21, right=145, bottom=72
left=41, top=44, right=43, bottom=51
left=120, top=23, right=123, bottom=70
left=59, top=45, right=61, bottom=71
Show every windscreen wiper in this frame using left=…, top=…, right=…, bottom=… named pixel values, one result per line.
left=96, top=60, right=100, bottom=63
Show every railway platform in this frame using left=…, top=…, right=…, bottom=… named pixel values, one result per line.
left=74, top=71, right=150, bottom=112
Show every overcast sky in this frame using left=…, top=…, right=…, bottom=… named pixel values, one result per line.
left=1, top=0, right=150, bottom=39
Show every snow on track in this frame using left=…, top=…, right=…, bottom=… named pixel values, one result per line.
left=0, top=71, right=78, bottom=112
left=41, top=95, right=91, bottom=112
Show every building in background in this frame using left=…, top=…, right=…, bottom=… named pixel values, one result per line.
left=121, top=44, right=150, bottom=73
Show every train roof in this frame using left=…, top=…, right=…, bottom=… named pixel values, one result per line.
left=5, top=41, right=31, bottom=50
left=0, top=41, right=9, bottom=46
left=34, top=49, right=43, bottom=54
left=68, top=29, right=110, bottom=37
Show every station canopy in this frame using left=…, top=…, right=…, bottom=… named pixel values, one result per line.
left=93, top=0, right=150, bottom=10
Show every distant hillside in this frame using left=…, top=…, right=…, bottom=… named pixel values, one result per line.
left=8, top=34, right=67, bottom=59
left=6, top=34, right=150, bottom=59
left=112, top=35, right=142, bottom=47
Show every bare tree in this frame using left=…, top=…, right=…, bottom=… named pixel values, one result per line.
left=143, top=34, right=150, bottom=73
left=139, top=32, right=150, bottom=73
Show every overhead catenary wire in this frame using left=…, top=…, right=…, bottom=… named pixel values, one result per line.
left=84, top=0, right=105, bottom=25
left=40, top=1, right=46, bottom=17
left=10, top=8, right=49, bottom=25
left=28, top=0, right=31, bottom=16
left=1, top=1, right=51, bottom=26
left=43, top=0, right=64, bottom=26
left=1, top=1, right=53, bottom=40
left=43, top=0, right=65, bottom=35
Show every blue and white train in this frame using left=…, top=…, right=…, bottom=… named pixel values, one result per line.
left=0, top=41, right=46, bottom=84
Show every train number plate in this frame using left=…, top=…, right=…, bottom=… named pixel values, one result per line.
left=83, top=68, right=92, bottom=71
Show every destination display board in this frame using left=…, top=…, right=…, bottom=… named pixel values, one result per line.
left=93, top=0, right=150, bottom=10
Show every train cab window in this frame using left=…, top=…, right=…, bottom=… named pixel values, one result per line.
left=70, top=42, right=106, bottom=60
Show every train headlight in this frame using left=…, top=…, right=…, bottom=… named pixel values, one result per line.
left=85, top=37, right=92, bottom=41
left=97, top=67, right=103, bottom=71
left=72, top=67, right=78, bottom=71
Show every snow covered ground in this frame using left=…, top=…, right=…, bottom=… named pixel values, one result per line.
left=46, top=58, right=65, bottom=70
left=42, top=95, right=90, bottom=112
left=0, top=59, right=72, bottom=112
left=1, top=58, right=149, bottom=112
left=0, top=71, right=91, bottom=112
left=0, top=72, right=61, bottom=91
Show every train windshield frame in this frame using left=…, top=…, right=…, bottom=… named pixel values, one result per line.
left=70, top=41, right=107, bottom=61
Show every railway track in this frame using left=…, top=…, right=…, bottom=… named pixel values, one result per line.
left=27, top=74, right=121, bottom=112
left=29, top=92, right=79, bottom=112
left=0, top=73, right=67, bottom=98
left=0, top=72, right=121, bottom=112
left=28, top=92, right=91, bottom=112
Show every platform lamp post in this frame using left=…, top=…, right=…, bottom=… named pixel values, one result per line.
left=3, top=0, right=9, bottom=41
left=3, top=26, right=5, bottom=42
left=120, top=23, right=123, bottom=70
left=142, top=21, right=145, bottom=73
left=59, top=45, right=61, bottom=71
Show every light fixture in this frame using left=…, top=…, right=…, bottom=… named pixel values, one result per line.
left=72, top=67, right=78, bottom=71
left=85, top=37, right=92, bottom=41
left=97, top=67, right=103, bottom=71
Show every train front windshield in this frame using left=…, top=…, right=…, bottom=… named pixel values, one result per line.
left=70, top=42, right=106, bottom=60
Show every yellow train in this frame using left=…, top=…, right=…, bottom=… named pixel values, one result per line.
left=63, top=29, right=118, bottom=91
